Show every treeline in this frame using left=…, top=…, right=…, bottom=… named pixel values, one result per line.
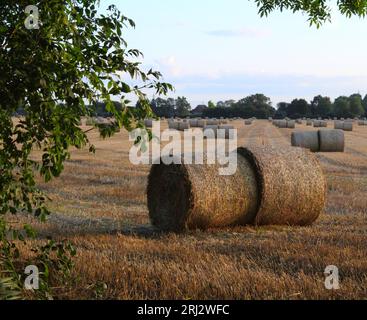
left=276, top=94, right=367, bottom=119
left=150, top=93, right=367, bottom=119
left=13, top=93, right=367, bottom=119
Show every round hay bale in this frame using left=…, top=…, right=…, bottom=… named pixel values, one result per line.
left=287, top=120, right=295, bottom=128
left=218, top=125, right=235, bottom=139
left=313, top=120, right=320, bottom=128
left=197, top=120, right=206, bottom=128
left=144, top=119, right=153, bottom=128
left=334, top=121, right=344, bottom=130
left=203, top=125, right=218, bottom=138
left=237, top=146, right=325, bottom=226
left=291, top=131, right=319, bottom=152
left=168, top=120, right=178, bottom=130
left=147, top=153, right=259, bottom=231
left=318, top=129, right=344, bottom=152
left=320, top=121, right=328, bottom=127
left=343, top=122, right=353, bottom=131
left=178, top=122, right=190, bottom=131
left=207, top=119, right=219, bottom=125
left=306, top=119, right=313, bottom=126
left=277, top=120, right=287, bottom=128
left=244, top=120, right=252, bottom=125
left=189, top=119, right=198, bottom=127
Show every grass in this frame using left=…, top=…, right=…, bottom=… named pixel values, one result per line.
left=5, top=120, right=367, bottom=299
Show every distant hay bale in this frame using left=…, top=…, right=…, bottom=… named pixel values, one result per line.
left=197, top=120, right=206, bottom=128
left=144, top=119, right=153, bottom=128
left=203, top=125, right=218, bottom=138
left=334, top=121, right=344, bottom=129
left=318, top=129, right=345, bottom=152
left=277, top=120, right=287, bottom=128
left=237, top=146, right=325, bottom=226
left=147, top=146, right=325, bottom=231
left=291, top=131, right=319, bottom=152
left=358, top=120, right=365, bottom=126
left=218, top=125, right=235, bottom=139
left=189, top=119, right=198, bottom=127
left=147, top=152, right=259, bottom=231
left=168, top=121, right=179, bottom=130
left=244, top=120, right=252, bottom=125
left=287, top=120, right=295, bottom=128
left=314, top=120, right=327, bottom=128
left=178, top=122, right=190, bottom=131
left=306, top=119, right=313, bottom=126
left=207, top=119, right=219, bottom=125
left=343, top=122, right=353, bottom=131
left=296, top=119, right=303, bottom=124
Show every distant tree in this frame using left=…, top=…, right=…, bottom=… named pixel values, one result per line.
left=333, top=96, right=351, bottom=118
left=363, top=94, right=367, bottom=116
left=311, top=95, right=332, bottom=118
left=208, top=100, right=216, bottom=109
left=288, top=99, right=310, bottom=118
left=175, top=97, right=191, bottom=117
left=151, top=98, right=175, bottom=118
left=275, top=102, right=290, bottom=118
left=349, top=94, right=364, bottom=117
left=232, top=94, right=275, bottom=118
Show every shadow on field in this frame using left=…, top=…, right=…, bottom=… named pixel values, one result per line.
left=35, top=212, right=164, bottom=239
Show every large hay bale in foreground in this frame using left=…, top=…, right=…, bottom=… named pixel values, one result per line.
left=237, top=146, right=325, bottom=226
left=291, top=131, right=319, bottom=152
left=147, top=146, right=325, bottom=231
left=147, top=153, right=259, bottom=231
left=318, top=129, right=344, bottom=152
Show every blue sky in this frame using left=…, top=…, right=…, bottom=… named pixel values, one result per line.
left=100, top=0, right=367, bottom=107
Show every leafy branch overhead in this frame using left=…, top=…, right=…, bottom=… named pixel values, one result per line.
left=254, top=0, right=367, bottom=27
left=0, top=0, right=173, bottom=219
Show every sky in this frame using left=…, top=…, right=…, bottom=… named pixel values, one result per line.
left=99, top=0, right=367, bottom=107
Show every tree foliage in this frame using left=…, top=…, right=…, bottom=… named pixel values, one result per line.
left=0, top=0, right=172, bottom=219
left=254, top=0, right=367, bottom=27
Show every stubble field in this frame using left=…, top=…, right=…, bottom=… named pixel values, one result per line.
left=10, top=119, right=367, bottom=299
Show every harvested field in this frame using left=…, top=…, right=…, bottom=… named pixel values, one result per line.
left=8, top=119, right=367, bottom=299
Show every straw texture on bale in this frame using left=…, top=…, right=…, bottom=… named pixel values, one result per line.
left=147, top=146, right=326, bottom=231
left=291, top=131, right=319, bottom=152
left=318, top=129, right=345, bottom=152
left=237, top=146, right=326, bottom=226
left=147, top=153, right=259, bottom=231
